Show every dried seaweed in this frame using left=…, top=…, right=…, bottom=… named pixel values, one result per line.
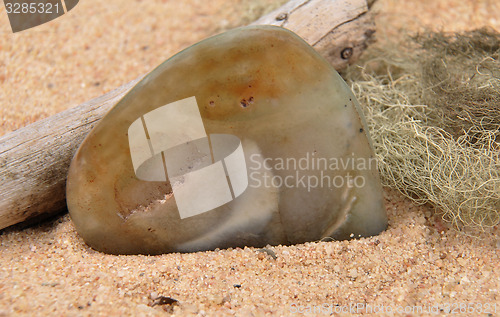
left=344, top=28, right=500, bottom=231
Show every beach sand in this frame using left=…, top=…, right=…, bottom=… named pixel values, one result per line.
left=1, top=0, right=499, bottom=316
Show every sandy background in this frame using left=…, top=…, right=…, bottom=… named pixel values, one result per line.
left=0, top=0, right=499, bottom=316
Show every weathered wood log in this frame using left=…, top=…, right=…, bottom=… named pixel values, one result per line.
left=0, top=0, right=377, bottom=230
left=251, top=0, right=376, bottom=70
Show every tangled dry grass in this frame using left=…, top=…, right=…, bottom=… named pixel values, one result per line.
left=344, top=28, right=500, bottom=231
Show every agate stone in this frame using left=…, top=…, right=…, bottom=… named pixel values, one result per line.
left=66, top=26, right=387, bottom=255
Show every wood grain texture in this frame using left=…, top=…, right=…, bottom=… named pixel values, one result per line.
left=0, top=0, right=377, bottom=230
left=251, top=0, right=376, bottom=69
left=0, top=77, right=142, bottom=229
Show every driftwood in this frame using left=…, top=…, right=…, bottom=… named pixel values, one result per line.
left=0, top=0, right=377, bottom=230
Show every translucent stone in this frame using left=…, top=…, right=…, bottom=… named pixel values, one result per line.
left=66, top=26, right=387, bottom=255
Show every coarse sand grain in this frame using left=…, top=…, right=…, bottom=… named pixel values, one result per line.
left=0, top=189, right=498, bottom=316
left=0, top=0, right=499, bottom=316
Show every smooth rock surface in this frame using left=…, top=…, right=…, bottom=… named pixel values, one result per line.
left=66, top=26, right=387, bottom=255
